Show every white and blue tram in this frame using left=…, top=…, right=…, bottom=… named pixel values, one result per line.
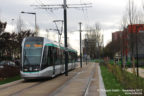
left=20, top=37, right=77, bottom=79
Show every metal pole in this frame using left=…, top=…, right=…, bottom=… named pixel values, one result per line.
left=35, top=13, right=37, bottom=36
left=64, top=0, right=68, bottom=76
left=86, top=39, right=88, bottom=65
left=79, top=22, right=82, bottom=68
left=46, top=29, right=49, bottom=38
left=136, top=26, right=139, bottom=77
left=121, top=32, right=123, bottom=68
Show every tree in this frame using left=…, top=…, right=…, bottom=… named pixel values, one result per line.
left=84, top=23, right=103, bottom=59
left=123, top=0, right=137, bottom=72
left=103, top=37, right=122, bottom=59
left=16, top=16, right=25, bottom=33
left=120, top=15, right=129, bottom=69
left=0, top=21, right=7, bottom=34
left=121, top=0, right=144, bottom=72
left=0, top=18, right=35, bottom=60
left=0, top=21, right=7, bottom=58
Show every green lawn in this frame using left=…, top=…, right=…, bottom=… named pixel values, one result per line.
left=0, top=75, right=21, bottom=85
left=100, top=65, right=129, bottom=96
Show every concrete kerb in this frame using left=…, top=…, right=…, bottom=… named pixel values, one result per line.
left=98, top=64, right=107, bottom=96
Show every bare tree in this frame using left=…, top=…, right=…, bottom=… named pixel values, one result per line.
left=103, top=38, right=122, bottom=59
left=120, top=15, right=128, bottom=69
left=126, top=0, right=137, bottom=73
left=16, top=16, right=25, bottom=33
left=122, top=0, right=144, bottom=73
left=84, top=23, right=103, bottom=59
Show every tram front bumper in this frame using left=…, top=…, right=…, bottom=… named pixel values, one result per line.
left=20, top=69, right=53, bottom=79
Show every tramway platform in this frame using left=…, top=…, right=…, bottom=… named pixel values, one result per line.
left=48, top=62, right=106, bottom=96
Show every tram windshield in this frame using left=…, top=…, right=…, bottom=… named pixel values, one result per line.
left=23, top=37, right=43, bottom=65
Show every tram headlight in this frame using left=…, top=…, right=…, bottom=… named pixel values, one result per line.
left=24, top=68, right=28, bottom=72
left=33, top=68, right=39, bottom=71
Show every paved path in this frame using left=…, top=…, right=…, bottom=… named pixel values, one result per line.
left=52, top=62, right=100, bottom=96
left=127, top=68, right=144, bottom=78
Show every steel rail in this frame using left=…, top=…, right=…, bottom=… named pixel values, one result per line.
left=0, top=79, right=23, bottom=91
left=8, top=81, right=47, bottom=96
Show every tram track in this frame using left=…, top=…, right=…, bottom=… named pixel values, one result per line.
left=0, top=79, right=24, bottom=91
left=8, top=81, right=45, bottom=96
left=0, top=78, right=52, bottom=96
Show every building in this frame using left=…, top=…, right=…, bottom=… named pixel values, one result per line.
left=112, top=31, right=122, bottom=41
left=123, top=24, right=144, bottom=66
left=112, top=24, right=144, bottom=66
left=127, top=24, right=144, bottom=33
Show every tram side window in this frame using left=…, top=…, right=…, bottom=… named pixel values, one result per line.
left=57, top=49, right=62, bottom=65
left=68, top=52, right=70, bottom=64
left=52, top=47, right=56, bottom=65
left=72, top=52, right=74, bottom=63
left=75, top=53, right=77, bottom=62
left=73, top=53, right=75, bottom=62
left=59, top=49, right=62, bottom=64
left=54, top=47, right=61, bottom=65
left=69, top=52, right=71, bottom=63
left=48, top=47, right=53, bottom=66
left=72, top=53, right=74, bottom=63
left=71, top=53, right=74, bottom=63
left=56, top=48, right=60, bottom=65
left=48, top=47, right=58, bottom=66
left=42, top=46, right=48, bottom=69
left=68, top=52, right=70, bottom=63
left=70, top=52, right=73, bottom=63
left=62, top=50, right=65, bottom=64
left=61, top=50, right=65, bottom=64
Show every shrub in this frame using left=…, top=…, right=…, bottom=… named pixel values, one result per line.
left=100, top=65, right=128, bottom=96
left=105, top=63, right=144, bottom=95
left=0, top=65, right=20, bottom=79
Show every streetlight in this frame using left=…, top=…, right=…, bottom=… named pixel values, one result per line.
left=21, top=11, right=37, bottom=36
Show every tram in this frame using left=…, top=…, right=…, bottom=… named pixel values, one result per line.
left=20, top=37, right=77, bottom=79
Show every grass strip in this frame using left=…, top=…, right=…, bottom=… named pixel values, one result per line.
left=0, top=75, right=21, bottom=85
left=100, top=65, right=129, bottom=96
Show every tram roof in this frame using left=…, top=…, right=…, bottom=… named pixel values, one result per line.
left=44, top=37, right=77, bottom=53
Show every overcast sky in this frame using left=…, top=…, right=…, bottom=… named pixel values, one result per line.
left=0, top=0, right=143, bottom=52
